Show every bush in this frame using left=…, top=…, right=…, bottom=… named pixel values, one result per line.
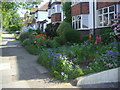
left=36, top=28, right=41, bottom=34
left=45, top=23, right=60, bottom=38
left=65, top=30, right=80, bottom=43
left=8, top=25, right=20, bottom=32
left=53, top=37, right=66, bottom=45
left=26, top=44, right=39, bottom=55
left=46, top=39, right=60, bottom=48
left=22, top=38, right=34, bottom=46
left=99, top=28, right=115, bottom=44
left=35, top=36, right=47, bottom=48
left=57, top=21, right=72, bottom=36
left=19, top=32, right=33, bottom=42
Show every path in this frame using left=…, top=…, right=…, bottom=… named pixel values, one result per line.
left=0, top=32, right=78, bottom=88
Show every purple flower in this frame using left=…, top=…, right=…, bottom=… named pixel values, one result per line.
left=52, top=59, right=55, bottom=62
left=74, top=65, right=79, bottom=68
left=66, top=60, right=69, bottom=63
left=70, top=66, right=74, bottom=69
left=61, top=72, right=64, bottom=75
left=84, top=41, right=88, bottom=45
left=48, top=61, right=50, bottom=63
left=70, top=60, right=73, bottom=62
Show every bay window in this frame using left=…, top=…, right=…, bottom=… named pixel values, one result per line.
left=98, top=5, right=115, bottom=27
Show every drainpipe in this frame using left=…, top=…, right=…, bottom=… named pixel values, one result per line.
left=93, top=0, right=96, bottom=41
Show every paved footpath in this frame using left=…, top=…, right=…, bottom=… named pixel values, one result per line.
left=0, top=32, right=78, bottom=89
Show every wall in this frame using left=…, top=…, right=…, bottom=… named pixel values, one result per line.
left=71, top=2, right=89, bottom=16
left=51, top=13, right=61, bottom=22
left=77, top=68, right=119, bottom=86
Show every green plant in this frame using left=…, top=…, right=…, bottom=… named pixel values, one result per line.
left=37, top=48, right=84, bottom=81
left=22, top=38, right=34, bottom=46
left=45, top=23, right=60, bottom=38
left=19, top=32, right=32, bottom=42
left=56, top=21, right=72, bottom=38
left=26, top=44, right=39, bottom=55
left=35, top=36, right=47, bottom=48
left=99, top=28, right=115, bottom=44
left=15, top=34, right=20, bottom=40
left=46, top=39, right=60, bottom=48
left=53, top=37, right=66, bottom=45
left=36, top=28, right=41, bottom=34
left=62, top=2, right=72, bottom=24
left=65, top=30, right=80, bottom=43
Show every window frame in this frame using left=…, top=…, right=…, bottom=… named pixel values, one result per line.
left=72, top=15, right=89, bottom=30
left=98, top=5, right=115, bottom=28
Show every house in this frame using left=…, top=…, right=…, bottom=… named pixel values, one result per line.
left=71, top=0, right=120, bottom=36
left=47, top=0, right=64, bottom=23
left=30, top=2, right=51, bottom=32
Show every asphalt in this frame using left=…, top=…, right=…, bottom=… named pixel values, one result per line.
left=0, top=32, right=78, bottom=88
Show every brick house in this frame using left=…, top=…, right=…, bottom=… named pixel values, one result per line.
left=71, top=0, right=120, bottom=36
left=48, top=0, right=64, bottom=23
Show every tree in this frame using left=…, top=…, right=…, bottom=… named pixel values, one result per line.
left=0, top=1, right=40, bottom=32
left=62, top=2, right=72, bottom=25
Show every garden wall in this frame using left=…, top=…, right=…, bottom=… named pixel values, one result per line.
left=77, top=67, right=119, bottom=86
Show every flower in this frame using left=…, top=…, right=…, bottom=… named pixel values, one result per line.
left=61, top=72, right=64, bottom=75
left=84, top=41, right=88, bottom=45
left=94, top=40, right=98, bottom=45
left=96, top=35, right=102, bottom=42
left=34, top=40, right=36, bottom=44
left=88, top=34, right=92, bottom=40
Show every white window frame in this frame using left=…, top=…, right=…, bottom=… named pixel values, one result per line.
left=98, top=5, right=115, bottom=28
left=71, top=0, right=83, bottom=6
left=72, top=15, right=89, bottom=30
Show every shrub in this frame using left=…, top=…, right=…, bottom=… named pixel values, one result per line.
left=56, top=21, right=72, bottom=38
left=19, top=31, right=34, bottom=42
left=65, top=30, right=80, bottom=43
left=99, top=28, right=115, bottom=44
left=26, top=44, right=39, bottom=55
left=19, top=32, right=31, bottom=42
left=22, top=38, right=34, bottom=46
left=36, top=28, right=41, bottom=34
left=53, top=37, right=66, bottom=45
left=8, top=25, right=20, bottom=32
left=45, top=23, right=60, bottom=38
left=35, top=36, right=47, bottom=48
left=46, top=39, right=60, bottom=48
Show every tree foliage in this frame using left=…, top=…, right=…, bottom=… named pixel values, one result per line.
left=62, top=2, right=72, bottom=25
left=0, top=1, right=40, bottom=32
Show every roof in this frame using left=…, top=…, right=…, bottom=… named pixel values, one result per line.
left=30, top=2, right=49, bottom=13
left=37, top=2, right=49, bottom=11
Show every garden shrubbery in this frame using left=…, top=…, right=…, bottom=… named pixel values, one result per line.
left=65, top=30, right=80, bottom=43
left=18, top=18, right=120, bottom=81
left=99, top=28, right=115, bottom=44
left=45, top=23, right=60, bottom=38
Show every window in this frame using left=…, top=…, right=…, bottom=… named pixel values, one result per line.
left=98, top=5, right=115, bottom=27
left=51, top=6, right=55, bottom=14
left=72, top=15, right=89, bottom=30
left=56, top=5, right=61, bottom=13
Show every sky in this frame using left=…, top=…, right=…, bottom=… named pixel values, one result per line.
left=18, top=0, right=49, bottom=17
